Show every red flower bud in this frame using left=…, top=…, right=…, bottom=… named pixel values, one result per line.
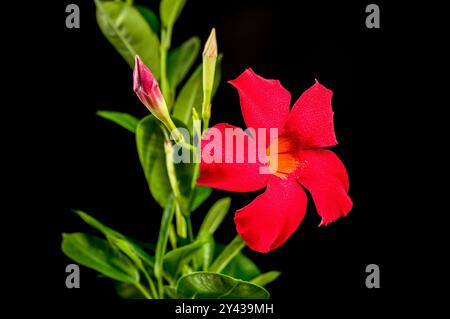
left=133, top=55, right=169, bottom=121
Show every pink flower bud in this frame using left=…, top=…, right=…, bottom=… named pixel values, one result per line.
left=133, top=55, right=169, bottom=121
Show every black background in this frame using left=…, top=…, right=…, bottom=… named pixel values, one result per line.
left=21, top=0, right=421, bottom=308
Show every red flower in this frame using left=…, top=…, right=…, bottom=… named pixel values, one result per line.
left=197, top=69, right=353, bottom=253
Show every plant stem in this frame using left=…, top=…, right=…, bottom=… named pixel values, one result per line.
left=186, top=217, right=197, bottom=270
left=202, top=115, right=210, bottom=134
left=209, top=235, right=246, bottom=273
left=186, top=217, right=194, bottom=242
left=164, top=135, right=188, bottom=240
left=190, top=112, right=202, bottom=190
left=164, top=138, right=189, bottom=216
left=134, top=282, right=152, bottom=299
left=175, top=204, right=187, bottom=238
left=154, top=196, right=175, bottom=298
left=169, top=224, right=178, bottom=249
left=143, top=270, right=159, bottom=299
left=160, top=27, right=173, bottom=107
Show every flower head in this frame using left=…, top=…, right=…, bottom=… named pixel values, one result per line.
left=133, top=55, right=170, bottom=122
left=197, top=69, right=352, bottom=253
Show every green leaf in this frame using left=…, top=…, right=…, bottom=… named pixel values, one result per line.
left=215, top=243, right=261, bottom=281
left=172, top=55, right=222, bottom=130
left=74, top=210, right=122, bottom=238
left=62, top=233, right=139, bottom=283
left=73, top=210, right=155, bottom=269
left=177, top=272, right=270, bottom=299
left=250, top=271, right=281, bottom=287
left=95, top=0, right=160, bottom=76
left=136, top=115, right=196, bottom=208
left=135, top=5, right=160, bottom=34
left=163, top=240, right=206, bottom=278
left=189, top=186, right=212, bottom=212
left=136, top=115, right=166, bottom=205
left=194, top=232, right=215, bottom=271
left=167, top=37, right=201, bottom=90
left=97, top=111, right=139, bottom=133
left=199, top=197, right=231, bottom=235
left=160, top=0, right=187, bottom=29
left=210, top=236, right=246, bottom=274
left=149, top=153, right=173, bottom=207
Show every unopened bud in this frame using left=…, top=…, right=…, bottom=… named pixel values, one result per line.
left=202, top=28, right=218, bottom=122
left=133, top=55, right=173, bottom=126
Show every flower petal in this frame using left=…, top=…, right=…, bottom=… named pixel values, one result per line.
left=284, top=80, right=337, bottom=148
left=229, top=69, right=291, bottom=142
left=235, top=176, right=307, bottom=252
left=296, top=149, right=352, bottom=226
left=197, top=123, right=269, bottom=192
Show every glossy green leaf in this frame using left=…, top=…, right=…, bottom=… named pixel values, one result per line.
left=74, top=210, right=121, bottom=238
left=136, top=115, right=196, bottom=208
left=167, top=37, right=201, bottom=89
left=177, top=272, right=270, bottom=299
left=163, top=240, right=206, bottom=278
left=210, top=236, right=246, bottom=273
left=136, top=116, right=161, bottom=181
left=194, top=232, right=215, bottom=271
left=250, top=271, right=281, bottom=287
left=95, top=0, right=160, bottom=76
left=199, top=197, right=231, bottom=235
left=135, top=5, right=160, bottom=34
left=172, top=55, right=222, bottom=130
left=62, top=233, right=139, bottom=283
left=97, top=111, right=139, bottom=133
left=149, top=153, right=173, bottom=207
left=215, top=243, right=261, bottom=281
left=189, top=186, right=212, bottom=212
left=136, top=115, right=166, bottom=206
left=74, top=210, right=155, bottom=269
left=160, top=0, right=187, bottom=29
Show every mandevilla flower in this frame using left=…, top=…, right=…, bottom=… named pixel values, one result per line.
left=197, top=69, right=353, bottom=253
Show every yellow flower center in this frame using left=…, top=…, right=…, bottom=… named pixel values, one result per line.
left=266, top=136, right=300, bottom=180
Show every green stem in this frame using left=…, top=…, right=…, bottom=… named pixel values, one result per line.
left=186, top=217, right=194, bottom=242
left=186, top=216, right=197, bottom=270
left=160, top=46, right=169, bottom=102
left=160, top=27, right=173, bottom=107
left=154, top=196, right=175, bottom=298
left=143, top=270, right=158, bottom=299
left=169, top=224, right=178, bottom=249
left=209, top=235, right=246, bottom=273
left=164, top=138, right=189, bottom=216
left=175, top=204, right=187, bottom=238
left=164, top=133, right=188, bottom=239
left=202, top=117, right=210, bottom=134
left=134, top=282, right=152, bottom=299
left=189, top=110, right=203, bottom=195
